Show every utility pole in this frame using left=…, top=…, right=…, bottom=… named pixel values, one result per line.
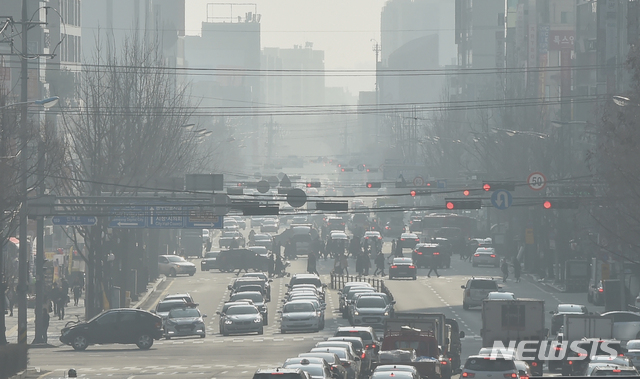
left=372, top=40, right=381, bottom=145
left=266, top=116, right=275, bottom=163
left=17, top=0, right=29, bottom=345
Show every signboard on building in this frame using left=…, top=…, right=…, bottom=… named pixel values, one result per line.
left=549, top=30, right=575, bottom=50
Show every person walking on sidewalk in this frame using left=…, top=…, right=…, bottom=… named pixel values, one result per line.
left=7, top=285, right=15, bottom=316
left=501, top=258, right=509, bottom=283
left=72, top=284, right=82, bottom=306
left=374, top=251, right=386, bottom=276
left=340, top=253, right=349, bottom=276
left=40, top=307, right=50, bottom=343
left=513, top=257, right=521, bottom=283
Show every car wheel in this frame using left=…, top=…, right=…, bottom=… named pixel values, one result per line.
left=281, top=329, right=286, bottom=334
left=222, top=329, right=229, bottom=336
left=264, top=318, right=269, bottom=326
left=463, top=303, right=469, bottom=310
left=200, top=333, right=206, bottom=338
left=72, top=334, right=89, bottom=351
left=203, top=268, right=209, bottom=272
left=189, top=272, right=195, bottom=276
left=170, top=268, right=177, bottom=277
left=413, top=276, right=417, bottom=280
left=165, top=335, right=171, bottom=340
left=258, top=328, right=264, bottom=335
left=136, top=334, right=154, bottom=350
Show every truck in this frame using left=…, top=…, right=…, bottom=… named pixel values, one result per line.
left=564, top=259, right=589, bottom=292
left=481, top=299, right=546, bottom=376
left=390, top=313, right=464, bottom=376
left=179, top=229, right=204, bottom=258
left=371, top=325, right=443, bottom=379
left=552, top=314, right=615, bottom=375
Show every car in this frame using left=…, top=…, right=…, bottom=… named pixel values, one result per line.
left=589, top=366, right=639, bottom=376
left=399, top=233, right=420, bottom=249
left=200, top=251, right=221, bottom=271
left=334, top=326, right=381, bottom=357
left=315, top=341, right=359, bottom=363
left=309, top=347, right=360, bottom=379
left=59, top=308, right=163, bottom=351
left=351, top=199, right=365, bottom=209
left=261, top=219, right=280, bottom=233
left=283, top=362, right=333, bottom=379
left=586, top=355, right=633, bottom=370
left=253, top=233, right=274, bottom=249
left=229, top=291, right=268, bottom=324
left=550, top=304, right=588, bottom=335
left=363, top=231, right=382, bottom=246
left=252, top=368, right=312, bottom=379
left=472, top=247, right=499, bottom=267
left=158, top=254, right=197, bottom=277
left=327, top=217, right=346, bottom=231
left=461, top=278, right=500, bottom=310
left=477, top=347, right=517, bottom=359
left=348, top=293, right=394, bottom=321
left=349, top=295, right=392, bottom=328
left=219, top=230, right=246, bottom=248
left=250, top=216, right=265, bottom=228
left=602, top=311, right=640, bottom=341
left=219, top=304, right=264, bottom=336
left=242, top=272, right=273, bottom=300
left=298, top=353, right=349, bottom=379
left=389, top=257, right=417, bottom=280
left=461, top=355, right=518, bottom=379
left=514, top=360, right=532, bottom=379
left=154, top=299, right=188, bottom=320
left=216, top=301, right=253, bottom=331
left=339, top=282, right=373, bottom=312
left=370, top=371, right=418, bottom=379
left=487, top=291, right=516, bottom=300
left=342, top=288, right=376, bottom=317
left=249, top=245, right=269, bottom=256
left=288, top=274, right=327, bottom=300
left=228, top=215, right=246, bottom=229
left=626, top=339, right=640, bottom=368
left=562, top=339, right=627, bottom=376
left=280, top=300, right=322, bottom=333
left=327, top=336, right=370, bottom=373
left=163, top=293, right=195, bottom=303
left=164, top=306, right=207, bottom=339
left=589, top=280, right=605, bottom=305
left=291, top=215, right=309, bottom=225
left=372, top=365, right=420, bottom=376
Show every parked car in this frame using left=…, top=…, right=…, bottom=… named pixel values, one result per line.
left=158, top=255, right=196, bottom=277
left=59, top=308, right=163, bottom=350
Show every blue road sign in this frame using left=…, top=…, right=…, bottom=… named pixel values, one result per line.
left=491, top=189, right=513, bottom=210
left=148, top=206, right=184, bottom=228
left=185, top=207, right=223, bottom=229
left=437, top=180, right=447, bottom=188
left=52, top=216, right=97, bottom=226
left=109, top=206, right=147, bottom=228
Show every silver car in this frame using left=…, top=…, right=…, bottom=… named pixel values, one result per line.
left=472, top=247, right=499, bottom=267
left=309, top=347, right=361, bottom=379
left=158, top=255, right=196, bottom=277
left=461, top=355, right=517, bottom=379
left=164, top=307, right=206, bottom=339
left=349, top=296, right=392, bottom=328
left=280, top=300, right=322, bottom=333
left=219, top=304, right=264, bottom=336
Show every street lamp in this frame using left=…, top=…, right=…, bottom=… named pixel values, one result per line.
left=0, top=96, right=59, bottom=110
left=612, top=95, right=633, bottom=107
left=180, top=123, right=196, bottom=131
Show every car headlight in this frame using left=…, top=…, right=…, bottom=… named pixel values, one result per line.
left=224, top=319, right=233, bottom=324
left=253, top=318, right=262, bottom=323
left=384, top=311, right=389, bottom=316
left=354, top=311, right=359, bottom=316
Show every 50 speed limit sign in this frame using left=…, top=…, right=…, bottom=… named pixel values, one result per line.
left=528, top=172, right=546, bottom=191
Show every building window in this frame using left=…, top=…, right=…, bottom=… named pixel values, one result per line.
left=561, top=11, right=570, bottom=24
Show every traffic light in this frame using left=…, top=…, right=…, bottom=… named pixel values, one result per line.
left=463, top=190, right=470, bottom=196
left=366, top=182, right=382, bottom=189
left=410, top=189, right=431, bottom=196
left=542, top=198, right=580, bottom=209
left=306, top=182, right=321, bottom=188
left=445, top=199, right=482, bottom=210
left=482, top=181, right=516, bottom=191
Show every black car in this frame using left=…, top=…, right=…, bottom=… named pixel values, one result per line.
left=389, top=257, right=417, bottom=280
left=413, top=242, right=451, bottom=269
left=200, top=251, right=221, bottom=271
left=217, top=249, right=269, bottom=272
left=60, top=308, right=163, bottom=351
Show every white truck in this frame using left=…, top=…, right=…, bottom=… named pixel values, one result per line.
left=562, top=314, right=613, bottom=342
left=481, top=299, right=546, bottom=376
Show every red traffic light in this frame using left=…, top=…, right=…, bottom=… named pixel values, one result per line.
left=307, top=183, right=312, bottom=188
left=463, top=190, right=470, bottom=196
left=543, top=200, right=552, bottom=209
left=410, top=190, right=417, bottom=197
left=368, top=183, right=373, bottom=188
left=446, top=201, right=455, bottom=210
left=483, top=183, right=491, bottom=191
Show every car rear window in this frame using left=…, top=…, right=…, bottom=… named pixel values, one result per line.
left=253, top=373, right=304, bottom=379
left=335, top=330, right=375, bottom=343
left=465, top=358, right=515, bottom=371
left=592, top=368, right=639, bottom=376
left=357, top=298, right=387, bottom=308
left=469, top=280, right=498, bottom=290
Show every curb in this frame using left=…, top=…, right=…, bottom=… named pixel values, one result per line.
left=9, top=367, right=43, bottom=379
left=132, top=276, right=166, bottom=309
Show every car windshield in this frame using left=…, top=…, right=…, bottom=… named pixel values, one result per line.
left=357, top=298, right=387, bottom=308
left=469, top=280, right=498, bottom=289
left=627, top=341, right=640, bottom=350
left=286, top=365, right=324, bottom=377
left=465, top=358, right=515, bottom=371
left=284, top=303, right=316, bottom=313
left=168, top=308, right=200, bottom=318
left=557, top=304, right=585, bottom=313
left=226, top=306, right=258, bottom=315
left=204, top=252, right=219, bottom=258
left=593, top=368, right=638, bottom=376
left=156, top=301, right=185, bottom=312
left=167, top=256, right=185, bottom=262
left=230, top=292, right=263, bottom=303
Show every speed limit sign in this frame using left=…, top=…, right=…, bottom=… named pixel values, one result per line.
left=528, top=172, right=546, bottom=191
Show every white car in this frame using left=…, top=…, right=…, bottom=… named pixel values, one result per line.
left=280, top=300, right=322, bottom=333
left=158, top=255, right=196, bottom=277
left=472, top=247, right=499, bottom=267
left=487, top=291, right=516, bottom=300
left=461, top=355, right=518, bottom=379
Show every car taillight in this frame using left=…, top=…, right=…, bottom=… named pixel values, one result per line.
left=490, top=254, right=496, bottom=258
left=577, top=353, right=586, bottom=357
left=462, top=373, right=474, bottom=378
left=555, top=347, right=562, bottom=351
left=401, top=238, right=405, bottom=241
left=434, top=252, right=440, bottom=255
left=531, top=362, right=538, bottom=367
left=415, top=239, right=419, bottom=242
left=599, top=288, right=604, bottom=292
left=619, top=353, right=624, bottom=356
left=474, top=254, right=480, bottom=257
left=361, top=352, right=366, bottom=359
left=503, top=374, right=517, bottom=378
left=613, top=370, right=622, bottom=373
left=568, top=361, right=573, bottom=365
left=441, top=361, right=447, bottom=365
left=371, top=344, right=376, bottom=349
left=391, top=265, right=397, bottom=268
left=409, top=265, right=415, bottom=269
left=417, top=252, right=423, bottom=255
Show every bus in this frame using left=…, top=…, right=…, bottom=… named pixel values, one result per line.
left=419, top=213, right=478, bottom=254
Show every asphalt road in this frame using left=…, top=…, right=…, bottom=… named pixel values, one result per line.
left=26, top=230, right=604, bottom=378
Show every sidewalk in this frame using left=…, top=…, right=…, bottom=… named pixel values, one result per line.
left=4, top=276, right=165, bottom=347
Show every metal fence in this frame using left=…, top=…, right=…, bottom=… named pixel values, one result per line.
left=329, top=273, right=394, bottom=301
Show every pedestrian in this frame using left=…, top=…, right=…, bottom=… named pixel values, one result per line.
left=307, top=250, right=319, bottom=276
left=249, top=229, right=256, bottom=245
left=374, top=251, right=386, bottom=276
left=275, top=255, right=285, bottom=277
left=268, top=253, right=275, bottom=278
left=51, top=283, right=60, bottom=316
left=229, top=237, right=240, bottom=250
left=340, top=253, right=349, bottom=276
left=73, top=285, right=82, bottom=306
left=513, top=257, right=521, bottom=283
left=394, top=242, right=404, bottom=258
left=427, top=252, right=441, bottom=278
left=7, top=285, right=15, bottom=316
left=41, top=307, right=50, bottom=343
left=56, top=289, right=66, bottom=320
left=391, top=239, right=396, bottom=253
left=501, top=259, right=509, bottom=283
left=363, top=250, right=371, bottom=276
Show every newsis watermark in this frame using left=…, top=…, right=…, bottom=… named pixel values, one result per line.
left=488, top=341, right=619, bottom=361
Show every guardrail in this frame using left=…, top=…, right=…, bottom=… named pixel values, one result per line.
left=329, top=272, right=394, bottom=301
